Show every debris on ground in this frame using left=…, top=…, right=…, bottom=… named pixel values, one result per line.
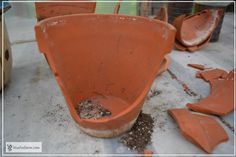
left=218, top=116, right=235, bottom=132
left=187, top=63, right=205, bottom=70
left=76, top=99, right=111, bottom=119
left=168, top=69, right=197, bottom=96
left=147, top=89, right=162, bottom=100
left=168, top=108, right=228, bottom=153
left=43, top=103, right=70, bottom=127
left=120, top=111, right=154, bottom=153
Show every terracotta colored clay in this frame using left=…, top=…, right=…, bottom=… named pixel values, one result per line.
left=168, top=108, right=228, bottom=153
left=196, top=68, right=228, bottom=82
left=175, top=27, right=212, bottom=52
left=143, top=149, right=153, bottom=157
left=173, top=9, right=222, bottom=52
left=35, top=1, right=96, bottom=21
left=155, top=7, right=168, bottom=22
left=187, top=70, right=234, bottom=116
left=35, top=12, right=176, bottom=137
left=158, top=56, right=170, bottom=75
left=187, top=63, right=205, bottom=70
left=155, top=7, right=170, bottom=75
left=174, top=9, right=222, bottom=47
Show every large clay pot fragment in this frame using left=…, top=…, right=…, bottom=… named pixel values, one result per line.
left=187, top=70, right=235, bottom=116
left=35, top=1, right=96, bottom=21
left=195, top=3, right=231, bottom=42
left=169, top=109, right=228, bottom=153
left=35, top=14, right=176, bottom=137
left=175, top=34, right=212, bottom=52
left=173, top=9, right=222, bottom=52
left=196, top=68, right=228, bottom=82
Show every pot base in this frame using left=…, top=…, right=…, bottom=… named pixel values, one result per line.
left=77, top=116, right=138, bottom=138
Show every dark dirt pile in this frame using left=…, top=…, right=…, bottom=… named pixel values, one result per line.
left=76, top=99, right=111, bottom=119
left=120, top=111, right=154, bottom=152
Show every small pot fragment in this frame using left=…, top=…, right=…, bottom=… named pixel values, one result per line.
left=154, top=6, right=168, bottom=22
left=158, top=56, right=170, bottom=75
left=187, top=70, right=234, bottom=116
left=173, top=9, right=223, bottom=52
left=168, top=108, right=228, bottom=153
left=187, top=63, right=205, bottom=70
left=143, top=149, right=153, bottom=157
left=196, top=68, right=228, bottom=82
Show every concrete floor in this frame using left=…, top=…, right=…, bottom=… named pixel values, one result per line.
left=1, top=13, right=235, bottom=156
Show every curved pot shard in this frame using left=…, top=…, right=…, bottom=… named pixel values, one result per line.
left=154, top=7, right=168, bottom=22
left=173, top=9, right=222, bottom=51
left=168, top=109, right=228, bottom=153
left=187, top=70, right=235, bottom=116
left=187, top=63, right=205, bottom=70
left=175, top=34, right=211, bottom=52
left=35, top=14, right=176, bottom=137
left=158, top=55, right=170, bottom=75
left=35, top=1, right=96, bottom=21
left=196, top=68, right=228, bottom=82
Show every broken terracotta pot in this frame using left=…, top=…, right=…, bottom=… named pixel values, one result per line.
left=35, top=0, right=96, bottom=21
left=173, top=9, right=222, bottom=52
left=187, top=70, right=234, bottom=116
left=35, top=7, right=176, bottom=137
left=169, top=108, right=228, bottom=153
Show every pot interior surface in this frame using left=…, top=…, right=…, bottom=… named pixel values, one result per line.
left=181, top=10, right=218, bottom=46
left=35, top=14, right=175, bottom=119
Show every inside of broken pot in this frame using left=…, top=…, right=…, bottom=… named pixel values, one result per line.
left=35, top=13, right=175, bottom=123
left=180, top=9, right=221, bottom=46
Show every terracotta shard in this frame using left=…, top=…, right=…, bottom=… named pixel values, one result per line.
left=188, top=64, right=205, bottom=70
left=187, top=70, right=235, bottom=116
left=143, top=149, right=153, bottom=157
left=175, top=39, right=188, bottom=51
left=35, top=1, right=96, bottom=21
left=155, top=7, right=168, bottom=22
left=175, top=28, right=212, bottom=52
left=158, top=55, right=170, bottom=75
left=174, top=9, right=221, bottom=47
left=173, top=9, right=222, bottom=52
left=196, top=68, right=228, bottom=82
left=168, top=109, right=228, bottom=153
